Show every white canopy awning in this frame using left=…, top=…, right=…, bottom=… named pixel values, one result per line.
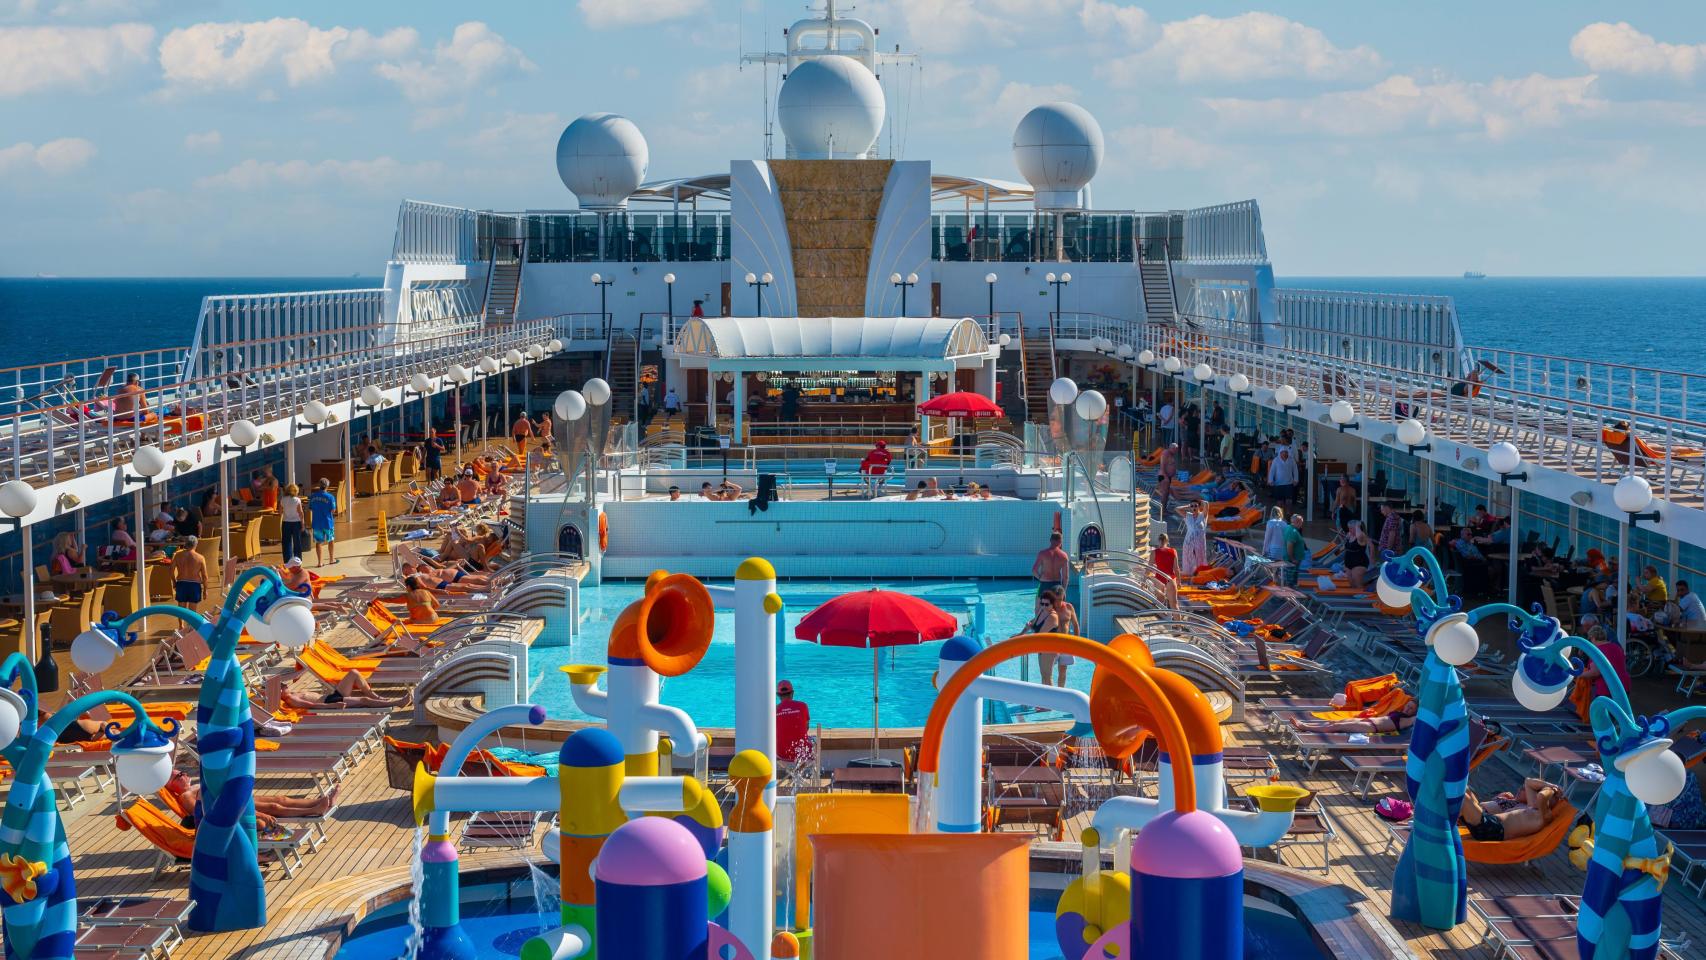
left=673, top=316, right=990, bottom=371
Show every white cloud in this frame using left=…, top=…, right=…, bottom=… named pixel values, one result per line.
left=469, top=111, right=566, bottom=156
left=579, top=0, right=705, bottom=30
left=0, top=137, right=95, bottom=174
left=880, top=0, right=1080, bottom=54
left=1103, top=12, right=1384, bottom=86
left=0, top=23, right=152, bottom=97
left=1078, top=0, right=1152, bottom=45
left=373, top=21, right=534, bottom=103
left=1110, top=124, right=1225, bottom=171
left=1570, top=22, right=1706, bottom=81
left=158, top=18, right=417, bottom=90
left=183, top=130, right=221, bottom=152
left=196, top=156, right=442, bottom=191
left=1204, top=73, right=1603, bottom=140
left=986, top=81, right=1079, bottom=127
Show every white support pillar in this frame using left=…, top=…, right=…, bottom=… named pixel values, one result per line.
left=732, top=375, right=745, bottom=443
left=218, top=457, right=232, bottom=585
left=19, top=530, right=34, bottom=659
left=133, top=490, right=146, bottom=634
left=1507, top=488, right=1521, bottom=606
left=1359, top=437, right=1371, bottom=532
left=1617, top=520, right=1631, bottom=645
left=976, top=359, right=996, bottom=400
left=705, top=370, right=718, bottom=432
left=1305, top=421, right=1317, bottom=523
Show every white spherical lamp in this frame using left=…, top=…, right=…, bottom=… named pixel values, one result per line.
left=1375, top=570, right=1414, bottom=611
left=410, top=373, right=434, bottom=394
left=1117, top=344, right=1134, bottom=359
left=1620, top=740, right=1687, bottom=805
left=1397, top=419, right=1427, bottom=449
left=761, top=272, right=773, bottom=285
left=131, top=444, right=168, bottom=478
left=985, top=272, right=998, bottom=285
left=583, top=378, right=612, bottom=406
left=505, top=348, right=525, bottom=367
left=1424, top=612, right=1480, bottom=666
left=113, top=741, right=175, bottom=796
left=260, top=596, right=316, bottom=649
left=448, top=363, right=472, bottom=385
left=301, top=400, right=330, bottom=426
left=744, top=272, right=757, bottom=285
left=0, top=687, right=23, bottom=751
left=477, top=356, right=499, bottom=376
left=554, top=390, right=587, bottom=422
left=1137, top=349, right=1156, bottom=366
left=1488, top=441, right=1523, bottom=477
left=228, top=419, right=260, bottom=449
left=1512, top=657, right=1572, bottom=713
left=0, top=480, right=38, bottom=519
left=360, top=385, right=385, bottom=409
left=1329, top=400, right=1357, bottom=426
left=663, top=272, right=676, bottom=285
left=1192, top=362, right=1214, bottom=383
left=1227, top=373, right=1250, bottom=394
left=547, top=339, right=564, bottom=354
left=1049, top=378, right=1080, bottom=407
left=1273, top=384, right=1299, bottom=408
left=71, top=626, right=121, bottom=674
left=1074, top=389, right=1107, bottom=421
left=1614, top=474, right=1653, bottom=514
left=998, top=334, right=1012, bottom=347
left=1161, top=356, right=1181, bottom=375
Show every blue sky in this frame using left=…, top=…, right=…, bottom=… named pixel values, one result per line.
left=3, top=1, right=1705, bottom=276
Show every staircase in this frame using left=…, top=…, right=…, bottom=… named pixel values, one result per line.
left=1139, top=252, right=1176, bottom=324
left=483, top=241, right=523, bottom=323
left=1021, top=329, right=1056, bottom=424
left=604, top=330, right=638, bottom=423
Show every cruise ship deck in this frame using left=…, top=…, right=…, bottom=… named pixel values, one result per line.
left=3, top=4, right=1706, bottom=960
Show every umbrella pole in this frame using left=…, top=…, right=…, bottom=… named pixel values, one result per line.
left=871, top=646, right=880, bottom=761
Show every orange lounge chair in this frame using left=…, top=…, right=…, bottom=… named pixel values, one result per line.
left=1136, top=448, right=1164, bottom=467
left=1184, top=469, right=1214, bottom=486
left=365, top=600, right=449, bottom=637
left=295, top=639, right=387, bottom=683
left=1208, top=508, right=1262, bottom=533
left=1313, top=688, right=1412, bottom=723
left=119, top=798, right=309, bottom=878
left=1460, top=801, right=1577, bottom=864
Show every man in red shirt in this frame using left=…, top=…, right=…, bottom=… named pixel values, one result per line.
left=858, top=440, right=893, bottom=497
left=776, top=680, right=813, bottom=765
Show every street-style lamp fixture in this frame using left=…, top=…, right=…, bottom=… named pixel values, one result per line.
left=0, top=480, right=37, bottom=530
left=663, top=272, right=677, bottom=330
left=984, top=272, right=997, bottom=322
left=1161, top=355, right=1182, bottom=375
left=1192, top=362, right=1215, bottom=384
left=503, top=348, right=525, bottom=369
left=745, top=271, right=773, bottom=317
left=476, top=356, right=500, bottom=377
left=1226, top=373, right=1252, bottom=398
left=405, top=373, right=434, bottom=401
left=1137, top=349, right=1158, bottom=369
left=1045, top=271, right=1072, bottom=320
left=295, top=399, right=332, bottom=435
left=1488, top=441, right=1527, bottom=486
left=356, top=385, right=392, bottom=416
left=590, top=272, right=614, bottom=334
left=1273, top=384, right=1301, bottom=412
left=890, top=271, right=918, bottom=316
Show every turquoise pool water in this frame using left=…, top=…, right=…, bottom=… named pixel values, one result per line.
left=335, top=893, right=1325, bottom=958
left=526, top=578, right=1090, bottom=730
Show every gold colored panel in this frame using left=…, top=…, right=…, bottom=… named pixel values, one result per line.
left=770, top=159, right=893, bottom=317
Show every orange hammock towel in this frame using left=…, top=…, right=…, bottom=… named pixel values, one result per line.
left=366, top=600, right=447, bottom=637
left=1188, top=566, right=1231, bottom=585
left=1343, top=674, right=1401, bottom=709
left=296, top=639, right=383, bottom=683
left=117, top=798, right=196, bottom=860
left=1315, top=688, right=1412, bottom=722
left=1459, top=802, right=1578, bottom=864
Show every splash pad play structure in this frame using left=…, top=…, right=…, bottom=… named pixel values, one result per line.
left=401, top=556, right=1316, bottom=960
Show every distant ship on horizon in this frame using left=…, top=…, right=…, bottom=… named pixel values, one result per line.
left=1463, top=270, right=1487, bottom=279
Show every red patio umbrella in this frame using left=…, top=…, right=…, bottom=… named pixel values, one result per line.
left=794, top=589, right=959, bottom=758
left=916, top=391, right=1003, bottom=419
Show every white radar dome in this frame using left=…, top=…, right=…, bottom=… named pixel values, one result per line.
left=777, top=57, right=886, bottom=160
left=556, top=113, right=649, bottom=211
left=1012, top=102, right=1104, bottom=210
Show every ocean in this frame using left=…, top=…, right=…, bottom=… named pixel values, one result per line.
left=0, top=275, right=1701, bottom=375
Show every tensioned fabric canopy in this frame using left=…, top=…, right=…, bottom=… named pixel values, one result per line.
left=673, top=316, right=989, bottom=367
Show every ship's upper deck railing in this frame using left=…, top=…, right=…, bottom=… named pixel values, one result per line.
left=1182, top=200, right=1268, bottom=265
left=181, top=287, right=389, bottom=384
left=929, top=210, right=1181, bottom=264
left=1050, top=311, right=1706, bottom=507
left=392, top=200, right=734, bottom=265
left=0, top=316, right=562, bottom=490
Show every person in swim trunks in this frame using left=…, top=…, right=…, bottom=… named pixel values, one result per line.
left=1287, top=698, right=1418, bottom=735
left=1460, top=778, right=1561, bottom=842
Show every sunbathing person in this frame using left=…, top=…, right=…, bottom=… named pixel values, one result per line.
left=410, top=554, right=492, bottom=589
left=165, top=771, right=335, bottom=829
left=1460, top=778, right=1562, bottom=842
left=402, top=576, right=440, bottom=624
left=1288, top=698, right=1418, bottom=735
left=281, top=558, right=313, bottom=596
left=436, top=483, right=461, bottom=510
left=284, top=672, right=408, bottom=710
left=454, top=470, right=482, bottom=505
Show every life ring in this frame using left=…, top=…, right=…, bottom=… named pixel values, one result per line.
left=597, top=512, right=609, bottom=552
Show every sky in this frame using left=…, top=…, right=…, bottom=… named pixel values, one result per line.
left=3, top=1, right=1705, bottom=277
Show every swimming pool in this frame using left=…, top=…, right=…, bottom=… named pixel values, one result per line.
left=334, top=889, right=1326, bottom=958
left=526, top=578, right=1090, bottom=730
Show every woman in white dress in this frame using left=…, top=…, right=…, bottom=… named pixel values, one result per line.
left=1180, top=501, right=1209, bottom=577
left=1261, top=505, right=1288, bottom=560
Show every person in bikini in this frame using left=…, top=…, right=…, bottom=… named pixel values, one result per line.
left=1018, top=593, right=1061, bottom=685
left=1288, top=698, right=1418, bottom=734
left=282, top=673, right=408, bottom=710
left=1460, top=778, right=1561, bottom=841
left=402, top=576, right=439, bottom=624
